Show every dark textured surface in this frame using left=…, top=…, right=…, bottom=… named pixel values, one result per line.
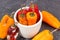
left=0, top=0, right=60, bottom=40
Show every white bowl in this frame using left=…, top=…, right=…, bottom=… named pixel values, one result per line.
left=14, top=6, right=42, bottom=38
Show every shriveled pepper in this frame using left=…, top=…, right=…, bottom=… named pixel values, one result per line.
left=0, top=15, right=14, bottom=39
left=32, top=30, right=53, bottom=40
left=26, top=12, right=37, bottom=25
left=42, top=11, right=60, bottom=29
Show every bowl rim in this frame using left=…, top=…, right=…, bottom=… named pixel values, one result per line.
left=14, top=6, right=42, bottom=28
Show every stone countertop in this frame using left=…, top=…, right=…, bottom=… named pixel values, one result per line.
left=0, top=0, right=60, bottom=40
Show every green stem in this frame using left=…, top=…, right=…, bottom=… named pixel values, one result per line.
left=30, top=12, right=35, bottom=17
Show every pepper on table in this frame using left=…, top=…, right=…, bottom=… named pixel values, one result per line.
left=0, top=15, right=14, bottom=39
left=32, top=30, right=53, bottom=40
left=42, top=11, right=60, bottom=29
left=7, top=26, right=19, bottom=40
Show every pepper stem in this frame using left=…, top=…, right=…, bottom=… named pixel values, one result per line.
left=30, top=12, right=35, bottom=17
left=30, top=1, right=34, bottom=10
left=51, top=29, right=58, bottom=34
left=10, top=11, right=15, bottom=18
left=20, top=13, right=25, bottom=17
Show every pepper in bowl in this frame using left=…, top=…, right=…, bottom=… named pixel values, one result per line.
left=14, top=4, right=42, bottom=38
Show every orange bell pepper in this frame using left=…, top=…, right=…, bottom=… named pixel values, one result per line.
left=18, top=13, right=27, bottom=25
left=32, top=30, right=53, bottom=40
left=26, top=12, right=37, bottom=25
left=0, top=15, right=14, bottom=39
left=42, top=11, right=60, bottom=29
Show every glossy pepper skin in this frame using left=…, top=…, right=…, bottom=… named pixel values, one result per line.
left=17, top=9, right=27, bottom=15
left=17, top=9, right=27, bottom=25
left=0, top=15, right=14, bottom=39
left=7, top=26, right=19, bottom=40
left=34, top=4, right=40, bottom=21
left=42, top=11, right=60, bottom=29
left=1, top=15, right=14, bottom=26
left=26, top=12, right=37, bottom=25
left=32, top=30, right=53, bottom=40
left=28, top=4, right=40, bottom=22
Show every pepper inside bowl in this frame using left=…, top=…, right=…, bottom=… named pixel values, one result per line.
left=14, top=6, right=42, bottom=38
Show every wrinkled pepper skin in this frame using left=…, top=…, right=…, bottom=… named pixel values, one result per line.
left=26, top=12, right=37, bottom=25
left=32, top=30, right=53, bottom=40
left=0, top=15, right=14, bottom=39
left=42, top=11, right=60, bottom=29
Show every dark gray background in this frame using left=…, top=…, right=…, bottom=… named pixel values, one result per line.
left=0, top=0, right=60, bottom=40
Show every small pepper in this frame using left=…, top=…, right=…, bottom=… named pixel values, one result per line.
left=42, top=11, right=60, bottom=29
left=1, top=15, right=9, bottom=24
left=32, top=30, right=53, bottom=40
left=1, top=15, right=14, bottom=26
left=7, top=26, right=19, bottom=40
left=28, top=3, right=40, bottom=21
left=26, top=12, right=37, bottom=25
left=0, top=15, right=14, bottom=39
left=18, top=10, right=27, bottom=25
